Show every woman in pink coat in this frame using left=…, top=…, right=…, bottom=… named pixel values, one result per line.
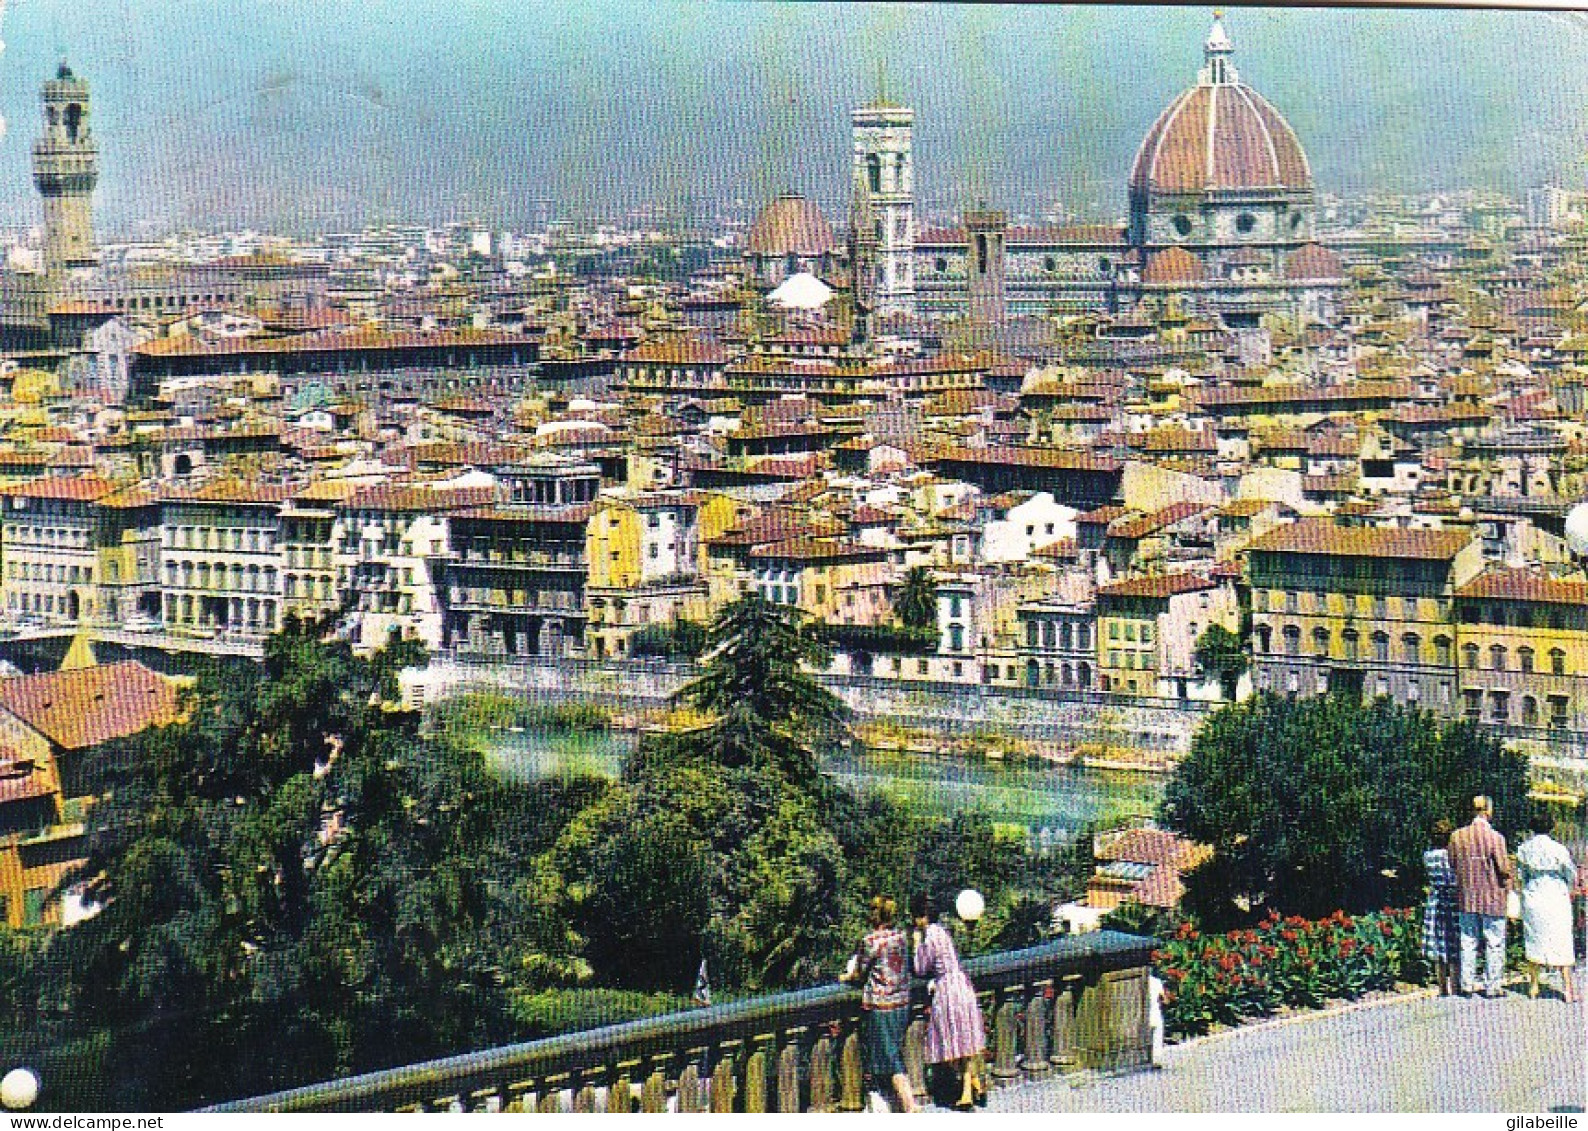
left=910, top=894, right=986, bottom=1109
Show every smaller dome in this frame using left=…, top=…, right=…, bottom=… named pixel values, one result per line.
left=746, top=193, right=836, bottom=258
left=1143, top=246, right=1205, bottom=285
left=767, top=272, right=834, bottom=310
left=1284, top=243, right=1344, bottom=280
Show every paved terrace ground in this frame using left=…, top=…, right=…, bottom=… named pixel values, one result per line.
left=984, top=975, right=1586, bottom=1114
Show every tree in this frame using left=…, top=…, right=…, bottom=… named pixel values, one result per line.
left=1162, top=693, right=1530, bottom=925
left=674, top=594, right=848, bottom=784
left=1193, top=624, right=1248, bottom=680
left=892, top=566, right=938, bottom=633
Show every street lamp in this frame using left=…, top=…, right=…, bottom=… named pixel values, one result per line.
left=1565, top=503, right=1588, bottom=578
left=1, top=1068, right=39, bottom=1111
left=956, top=887, right=985, bottom=954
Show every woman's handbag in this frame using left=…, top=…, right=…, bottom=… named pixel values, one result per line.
left=1505, top=889, right=1522, bottom=921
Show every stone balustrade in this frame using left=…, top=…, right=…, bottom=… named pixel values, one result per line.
left=203, top=930, right=1156, bottom=1113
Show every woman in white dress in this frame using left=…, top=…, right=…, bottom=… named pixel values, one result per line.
left=1516, top=806, right=1578, bottom=1003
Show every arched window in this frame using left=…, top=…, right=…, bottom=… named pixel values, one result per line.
left=1522, top=696, right=1539, bottom=726
left=1402, top=633, right=1421, bottom=664
left=1550, top=648, right=1567, bottom=676
left=1462, top=643, right=1480, bottom=670
left=1434, top=636, right=1452, bottom=666
left=1282, top=624, right=1301, bottom=657
left=1490, top=645, right=1507, bottom=672
left=1518, top=646, right=1535, bottom=673
left=1313, top=626, right=1330, bottom=657
left=1372, top=632, right=1390, bottom=663
left=1255, top=624, right=1271, bottom=653
left=1341, top=629, right=1359, bottom=661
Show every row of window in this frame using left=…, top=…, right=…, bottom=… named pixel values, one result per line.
left=6, top=561, right=91, bottom=584
left=1107, top=620, right=1154, bottom=644
left=1259, top=622, right=1571, bottom=674
left=2, top=524, right=89, bottom=548
left=165, top=526, right=275, bottom=552
left=1024, top=620, right=1094, bottom=651
left=163, top=593, right=278, bottom=632
left=164, top=561, right=279, bottom=592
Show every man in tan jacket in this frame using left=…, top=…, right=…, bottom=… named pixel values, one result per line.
left=1447, top=795, right=1513, bottom=997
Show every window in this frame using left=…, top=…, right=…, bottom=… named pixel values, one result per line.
left=1341, top=630, right=1359, bottom=661
left=1463, top=689, right=1483, bottom=720
left=1522, top=696, right=1538, bottom=726
left=1236, top=212, right=1256, bottom=234
left=1519, top=647, right=1534, bottom=673
left=1549, top=695, right=1569, bottom=727
left=1124, top=623, right=1136, bottom=643
left=1043, top=622, right=1057, bottom=648
left=1027, top=622, right=1039, bottom=649
left=1141, top=622, right=1154, bottom=644
left=1551, top=648, right=1567, bottom=676
left=1172, top=214, right=1193, bottom=238
left=1462, top=643, right=1480, bottom=670
left=948, top=624, right=965, bottom=652
left=1313, top=626, right=1330, bottom=657
left=1402, top=634, right=1420, bottom=664
left=1282, top=625, right=1301, bottom=657
left=1285, top=591, right=1298, bottom=613
left=1490, top=645, right=1507, bottom=671
left=1435, top=636, right=1452, bottom=666
left=950, top=596, right=963, bottom=618
left=1489, top=691, right=1510, bottom=722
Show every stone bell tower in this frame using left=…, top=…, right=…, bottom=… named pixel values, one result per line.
left=33, top=62, right=99, bottom=275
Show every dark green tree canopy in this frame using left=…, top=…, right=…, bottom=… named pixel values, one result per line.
left=1162, top=693, right=1530, bottom=924
left=892, top=566, right=938, bottom=633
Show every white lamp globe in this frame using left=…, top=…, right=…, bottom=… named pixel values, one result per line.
left=1, top=1067, right=39, bottom=1111
left=1565, top=502, right=1588, bottom=559
left=955, top=888, right=986, bottom=923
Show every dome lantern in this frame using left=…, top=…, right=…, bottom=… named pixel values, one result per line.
left=1200, top=10, right=1237, bottom=86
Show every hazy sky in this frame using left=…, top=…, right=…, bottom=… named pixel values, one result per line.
left=0, top=2, right=1583, bottom=237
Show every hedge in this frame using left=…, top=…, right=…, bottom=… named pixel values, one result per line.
left=818, top=622, right=939, bottom=655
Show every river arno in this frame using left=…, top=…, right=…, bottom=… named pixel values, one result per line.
left=484, top=728, right=1165, bottom=848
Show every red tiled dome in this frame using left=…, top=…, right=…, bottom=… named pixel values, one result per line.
left=745, top=193, right=837, bottom=257
left=1130, top=83, right=1311, bottom=196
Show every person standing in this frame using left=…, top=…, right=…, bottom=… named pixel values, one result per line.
left=1421, top=819, right=1461, bottom=996
left=910, top=894, right=986, bottom=1110
left=1516, top=806, right=1579, bottom=1003
left=841, top=896, right=917, bottom=1114
left=1447, top=795, right=1514, bottom=998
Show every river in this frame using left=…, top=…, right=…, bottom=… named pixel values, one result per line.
left=484, top=728, right=1164, bottom=847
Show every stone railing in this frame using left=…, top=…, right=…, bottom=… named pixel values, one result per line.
left=203, top=930, right=1156, bottom=1114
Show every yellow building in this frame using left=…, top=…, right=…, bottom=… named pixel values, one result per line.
left=585, top=491, right=709, bottom=659
left=1246, top=520, right=1483, bottom=712
left=744, top=538, right=892, bottom=626
left=1453, top=568, right=1588, bottom=732
left=1097, top=573, right=1238, bottom=697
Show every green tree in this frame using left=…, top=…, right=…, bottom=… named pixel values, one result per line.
left=1193, top=624, right=1248, bottom=680
left=674, top=593, right=848, bottom=783
left=892, top=566, right=938, bottom=633
left=1162, top=693, right=1530, bottom=925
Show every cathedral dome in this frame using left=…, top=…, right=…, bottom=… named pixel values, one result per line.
left=1129, top=14, right=1311, bottom=196
left=745, top=193, right=837, bottom=258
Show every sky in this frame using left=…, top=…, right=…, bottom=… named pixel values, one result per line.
left=0, top=1, right=1583, bottom=237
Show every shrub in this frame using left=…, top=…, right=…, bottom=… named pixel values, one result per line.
left=818, top=622, right=939, bottom=656
left=1153, top=908, right=1424, bottom=1038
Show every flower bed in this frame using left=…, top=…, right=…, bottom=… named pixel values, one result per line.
left=1154, top=908, right=1426, bottom=1039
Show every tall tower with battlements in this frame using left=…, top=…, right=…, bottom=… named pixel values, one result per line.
left=33, top=63, right=99, bottom=275
left=851, top=100, right=914, bottom=319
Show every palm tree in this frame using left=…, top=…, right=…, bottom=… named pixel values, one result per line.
left=892, top=566, right=938, bottom=633
left=675, top=594, right=849, bottom=783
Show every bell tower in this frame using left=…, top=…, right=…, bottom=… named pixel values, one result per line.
left=851, top=96, right=915, bottom=319
left=33, top=62, right=99, bottom=275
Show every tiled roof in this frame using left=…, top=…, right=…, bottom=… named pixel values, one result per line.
left=1108, top=501, right=1211, bottom=541
left=747, top=537, right=884, bottom=563
left=1455, top=569, right=1588, bottom=607
left=134, top=326, right=533, bottom=358
left=0, top=662, right=181, bottom=752
left=1130, top=82, right=1312, bottom=194
left=1244, top=519, right=1472, bottom=561
left=0, top=476, right=118, bottom=502
left=162, top=481, right=293, bottom=506
left=342, top=484, right=498, bottom=513
left=1098, top=573, right=1217, bottom=599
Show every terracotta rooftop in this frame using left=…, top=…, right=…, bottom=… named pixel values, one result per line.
left=1097, top=573, right=1217, bottom=600
left=0, top=476, right=118, bottom=502
left=1244, top=519, right=1473, bottom=561
left=1455, top=569, right=1588, bottom=607
left=0, top=662, right=181, bottom=752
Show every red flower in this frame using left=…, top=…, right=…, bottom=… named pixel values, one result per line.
left=1379, top=921, right=1395, bottom=937
left=1339, top=939, right=1357, bottom=956
left=1281, top=929, right=1298, bottom=942
left=1363, top=944, right=1376, bottom=958
left=1218, top=954, right=1239, bottom=973
left=1259, top=945, right=1278, bottom=959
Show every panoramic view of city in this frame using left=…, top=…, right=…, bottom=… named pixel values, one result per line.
left=0, top=0, right=1582, bottom=1118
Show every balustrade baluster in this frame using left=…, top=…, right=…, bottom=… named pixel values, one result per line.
left=1051, top=976, right=1080, bottom=1069
left=776, top=1036, right=801, bottom=1113
left=905, top=1014, right=928, bottom=1101
left=744, top=1037, right=771, bottom=1113
left=991, top=995, right=1024, bottom=1080
left=639, top=1060, right=668, bottom=1113
left=572, top=1079, right=597, bottom=1113
left=676, top=1064, right=703, bottom=1113
left=808, top=1033, right=836, bottom=1112
left=838, top=1021, right=865, bottom=1110
left=709, top=1047, right=738, bottom=1113
left=1024, top=985, right=1052, bottom=1076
